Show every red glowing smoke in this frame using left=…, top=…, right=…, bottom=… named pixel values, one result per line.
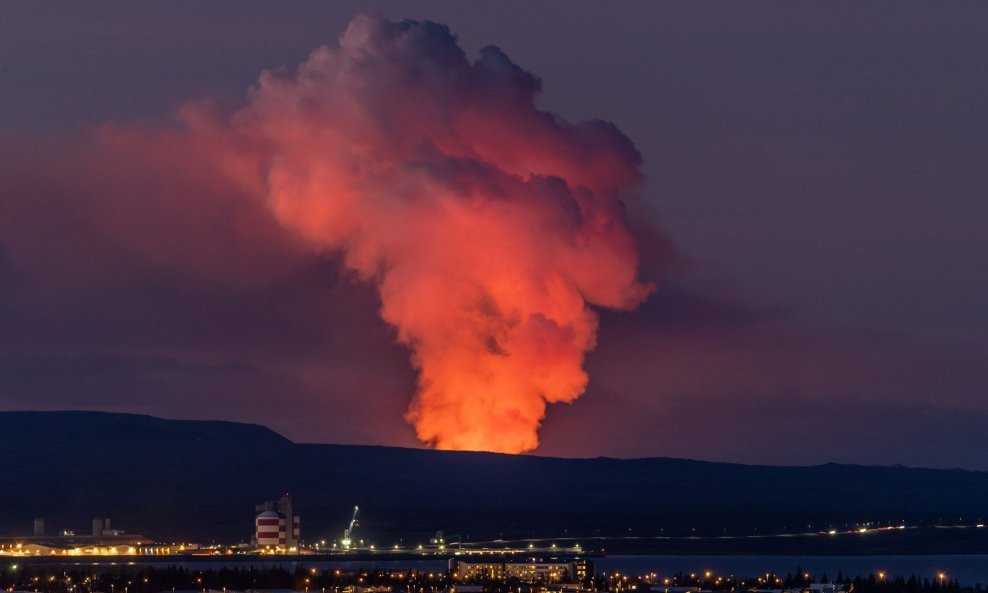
left=128, top=16, right=652, bottom=453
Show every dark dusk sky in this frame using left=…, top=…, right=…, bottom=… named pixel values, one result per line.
left=1, top=2, right=987, bottom=467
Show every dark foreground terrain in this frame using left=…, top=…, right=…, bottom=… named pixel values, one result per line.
left=2, top=411, right=987, bottom=553
left=0, top=564, right=976, bottom=593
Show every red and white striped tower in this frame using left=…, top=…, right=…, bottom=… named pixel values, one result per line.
left=255, top=510, right=281, bottom=547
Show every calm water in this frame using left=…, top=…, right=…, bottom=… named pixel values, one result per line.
left=76, top=556, right=988, bottom=586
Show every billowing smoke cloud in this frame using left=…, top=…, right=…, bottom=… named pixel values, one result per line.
left=186, top=15, right=653, bottom=453
left=6, top=10, right=988, bottom=467
left=73, top=16, right=652, bottom=453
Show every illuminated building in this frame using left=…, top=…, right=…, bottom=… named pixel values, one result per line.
left=449, top=559, right=593, bottom=584
left=452, top=562, right=504, bottom=580
left=254, top=493, right=300, bottom=549
left=574, top=560, right=593, bottom=582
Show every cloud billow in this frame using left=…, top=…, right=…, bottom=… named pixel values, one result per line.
left=113, top=16, right=654, bottom=453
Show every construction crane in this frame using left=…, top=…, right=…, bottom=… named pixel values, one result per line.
left=341, top=505, right=359, bottom=550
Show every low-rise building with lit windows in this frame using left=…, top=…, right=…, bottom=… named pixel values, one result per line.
left=449, top=559, right=594, bottom=584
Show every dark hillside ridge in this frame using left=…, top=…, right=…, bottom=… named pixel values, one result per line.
left=0, top=411, right=291, bottom=447
left=2, top=411, right=987, bottom=553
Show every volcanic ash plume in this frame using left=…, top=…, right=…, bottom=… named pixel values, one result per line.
left=214, top=16, right=652, bottom=453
